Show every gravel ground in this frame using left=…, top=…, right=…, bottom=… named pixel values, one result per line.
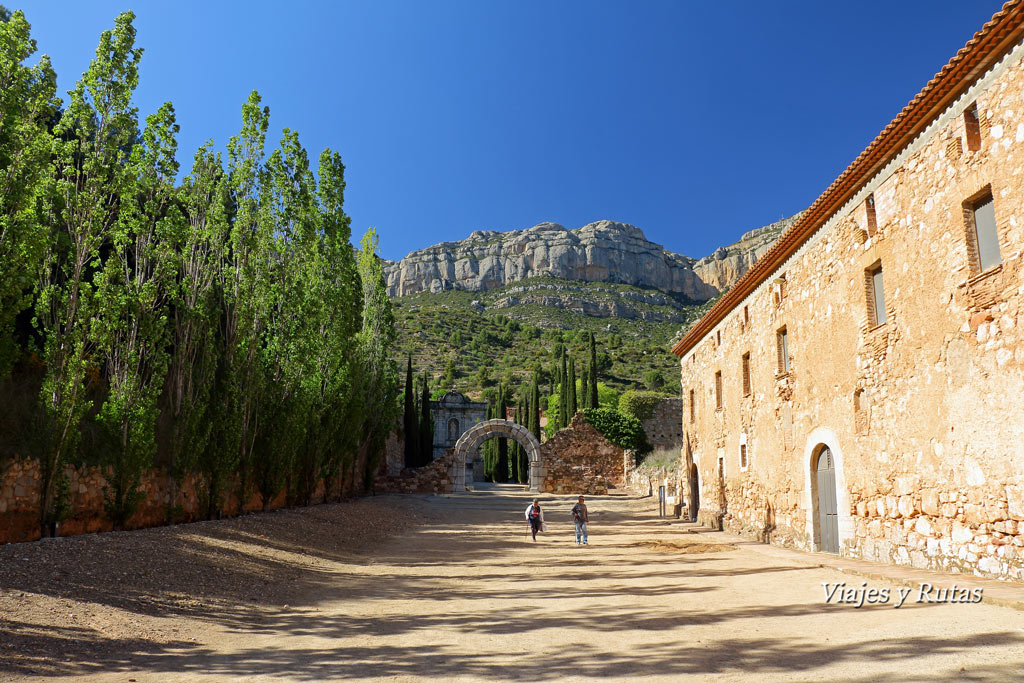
left=0, top=495, right=439, bottom=680
left=2, top=487, right=1023, bottom=682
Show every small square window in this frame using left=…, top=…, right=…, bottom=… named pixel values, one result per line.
left=776, top=327, right=790, bottom=375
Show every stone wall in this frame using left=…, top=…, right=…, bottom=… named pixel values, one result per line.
left=678, top=33, right=1024, bottom=581
left=538, top=414, right=624, bottom=495
left=642, top=398, right=684, bottom=451
left=0, top=459, right=303, bottom=545
left=375, top=449, right=456, bottom=495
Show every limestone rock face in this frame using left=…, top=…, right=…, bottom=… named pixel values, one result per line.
left=691, top=215, right=800, bottom=292
left=384, top=216, right=800, bottom=301
left=384, top=220, right=713, bottom=299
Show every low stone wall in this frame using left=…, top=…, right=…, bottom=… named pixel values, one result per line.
left=714, top=478, right=1024, bottom=581
left=375, top=449, right=456, bottom=495
left=538, top=415, right=623, bottom=495
left=0, top=458, right=307, bottom=545
left=642, top=398, right=683, bottom=451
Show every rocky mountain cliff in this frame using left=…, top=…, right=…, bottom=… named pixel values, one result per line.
left=384, top=215, right=800, bottom=301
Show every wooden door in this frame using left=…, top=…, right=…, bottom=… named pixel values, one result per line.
left=816, top=447, right=839, bottom=554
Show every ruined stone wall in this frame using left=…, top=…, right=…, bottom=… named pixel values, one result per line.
left=375, top=449, right=456, bottom=495
left=642, top=398, right=685, bottom=452
left=538, top=414, right=624, bottom=494
left=680, top=40, right=1024, bottom=581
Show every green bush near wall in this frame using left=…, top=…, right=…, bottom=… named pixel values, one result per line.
left=618, top=390, right=673, bottom=422
left=581, top=407, right=651, bottom=456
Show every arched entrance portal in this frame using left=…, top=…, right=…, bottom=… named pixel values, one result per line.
left=453, top=419, right=543, bottom=492
left=814, top=446, right=839, bottom=554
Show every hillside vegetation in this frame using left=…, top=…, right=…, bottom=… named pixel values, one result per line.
left=393, top=276, right=719, bottom=397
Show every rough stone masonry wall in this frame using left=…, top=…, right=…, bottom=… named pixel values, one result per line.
left=0, top=459, right=309, bottom=544
left=539, top=414, right=624, bottom=495
left=680, top=40, right=1024, bottom=581
left=642, top=398, right=685, bottom=452
left=375, top=449, right=456, bottom=495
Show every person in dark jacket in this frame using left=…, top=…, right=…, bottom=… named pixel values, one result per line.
left=571, top=495, right=589, bottom=545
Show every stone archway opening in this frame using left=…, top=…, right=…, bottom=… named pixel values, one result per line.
left=452, top=419, right=543, bottom=492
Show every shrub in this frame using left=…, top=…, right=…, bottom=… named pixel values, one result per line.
left=582, top=407, right=650, bottom=455
left=618, top=390, right=673, bottom=422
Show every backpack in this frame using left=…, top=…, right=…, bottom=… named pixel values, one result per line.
left=529, top=506, right=541, bottom=519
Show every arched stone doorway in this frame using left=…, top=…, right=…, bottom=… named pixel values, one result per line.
left=452, top=419, right=543, bottom=492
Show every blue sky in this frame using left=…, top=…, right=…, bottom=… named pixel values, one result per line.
left=18, top=1, right=1003, bottom=261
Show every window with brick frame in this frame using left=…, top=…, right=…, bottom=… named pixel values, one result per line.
left=776, top=327, right=790, bottom=375
left=743, top=305, right=749, bottom=328
left=964, top=189, right=1001, bottom=274
left=716, top=330, right=721, bottom=347
left=866, top=261, right=886, bottom=326
left=772, top=274, right=787, bottom=306
left=714, top=371, right=723, bottom=411
left=739, top=443, right=747, bottom=470
left=964, top=103, right=982, bottom=152
left=741, top=352, right=751, bottom=396
left=689, top=389, right=695, bottom=423
left=865, top=194, right=877, bottom=236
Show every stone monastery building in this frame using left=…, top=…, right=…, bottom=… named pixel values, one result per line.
left=673, top=2, right=1024, bottom=581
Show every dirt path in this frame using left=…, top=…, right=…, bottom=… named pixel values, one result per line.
left=3, top=486, right=1024, bottom=681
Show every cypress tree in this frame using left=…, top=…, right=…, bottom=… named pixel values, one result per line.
left=559, top=351, right=568, bottom=429
left=419, top=372, right=433, bottom=465
left=483, top=397, right=495, bottom=480
left=567, top=357, right=577, bottom=421
left=589, top=331, right=599, bottom=408
left=530, top=377, right=541, bottom=441
left=580, top=362, right=590, bottom=410
left=496, top=384, right=509, bottom=482
left=403, top=357, right=418, bottom=467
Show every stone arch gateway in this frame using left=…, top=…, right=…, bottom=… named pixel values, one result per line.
left=452, top=419, right=543, bottom=492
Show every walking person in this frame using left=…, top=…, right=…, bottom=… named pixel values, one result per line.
left=571, top=495, right=589, bottom=546
left=525, top=499, right=545, bottom=542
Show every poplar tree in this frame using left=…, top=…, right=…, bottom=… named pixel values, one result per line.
left=91, top=102, right=181, bottom=528
left=559, top=350, right=568, bottom=429
left=0, top=9, right=57, bottom=373
left=529, top=376, right=541, bottom=441
left=589, top=331, right=599, bottom=408
left=36, top=12, right=143, bottom=535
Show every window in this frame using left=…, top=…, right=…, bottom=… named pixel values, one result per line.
left=741, top=353, right=751, bottom=396
left=772, top=274, right=787, bottom=306
left=964, top=103, right=981, bottom=152
left=714, top=371, right=723, bottom=410
left=866, top=263, right=886, bottom=326
left=743, top=305, right=749, bottom=328
left=689, top=389, right=695, bottom=423
left=739, top=443, right=747, bottom=470
left=865, top=194, right=877, bottom=236
left=776, top=327, right=790, bottom=375
left=965, top=191, right=1001, bottom=273
left=716, top=330, right=721, bottom=347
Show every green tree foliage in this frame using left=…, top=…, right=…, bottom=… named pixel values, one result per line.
left=418, top=372, right=432, bottom=465
left=495, top=383, right=509, bottom=482
left=36, top=12, right=144, bottom=535
left=0, top=12, right=401, bottom=531
left=0, top=9, right=57, bottom=373
left=403, top=356, right=417, bottom=467
left=643, top=369, right=666, bottom=391
left=567, top=357, right=577, bottom=419
left=581, top=407, right=651, bottom=457
left=618, top=390, right=673, bottom=422
left=588, top=331, right=599, bottom=408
